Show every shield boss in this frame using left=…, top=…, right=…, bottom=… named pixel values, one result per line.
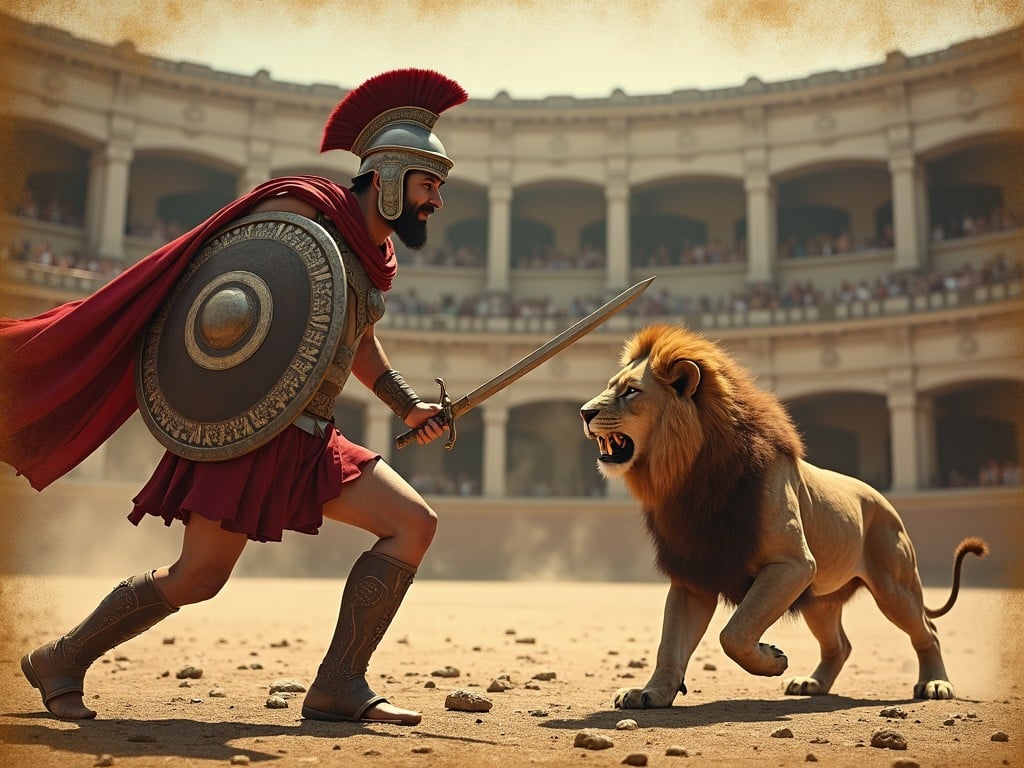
left=136, top=211, right=347, bottom=461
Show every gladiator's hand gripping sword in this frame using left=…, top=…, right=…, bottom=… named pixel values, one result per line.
left=395, top=277, right=655, bottom=450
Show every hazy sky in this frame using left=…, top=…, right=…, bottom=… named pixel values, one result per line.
left=5, top=0, right=1022, bottom=98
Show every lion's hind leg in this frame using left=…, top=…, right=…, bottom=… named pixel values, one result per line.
left=863, top=530, right=953, bottom=699
left=784, top=585, right=858, bottom=696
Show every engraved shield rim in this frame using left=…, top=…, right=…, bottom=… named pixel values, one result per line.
left=135, top=210, right=347, bottom=461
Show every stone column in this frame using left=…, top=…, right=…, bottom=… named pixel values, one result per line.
left=605, top=172, right=630, bottom=292
left=888, top=150, right=927, bottom=272
left=89, top=141, right=133, bottom=260
left=239, top=102, right=274, bottom=195
left=743, top=161, right=776, bottom=284
left=887, top=367, right=921, bottom=492
left=482, top=400, right=509, bottom=497
left=486, top=173, right=512, bottom=294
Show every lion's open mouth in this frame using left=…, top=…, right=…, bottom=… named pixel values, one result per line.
left=595, top=432, right=634, bottom=464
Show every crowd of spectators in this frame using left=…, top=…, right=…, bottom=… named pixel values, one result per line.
left=931, top=206, right=1020, bottom=242
left=12, top=192, right=84, bottom=228
left=632, top=239, right=746, bottom=267
left=946, top=458, right=1022, bottom=488
left=1, top=238, right=125, bottom=278
left=384, top=252, right=1022, bottom=321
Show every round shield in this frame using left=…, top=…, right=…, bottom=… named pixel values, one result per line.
left=136, top=211, right=347, bottom=461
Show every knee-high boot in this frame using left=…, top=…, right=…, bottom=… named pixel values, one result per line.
left=302, top=550, right=419, bottom=725
left=21, top=570, right=178, bottom=719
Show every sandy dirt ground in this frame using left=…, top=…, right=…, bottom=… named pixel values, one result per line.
left=0, top=576, right=1020, bottom=768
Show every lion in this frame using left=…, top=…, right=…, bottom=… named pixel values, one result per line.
left=580, top=323, right=987, bottom=707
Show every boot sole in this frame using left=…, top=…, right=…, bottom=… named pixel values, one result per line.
left=301, top=705, right=419, bottom=726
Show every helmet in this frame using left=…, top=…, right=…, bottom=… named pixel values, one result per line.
left=320, top=69, right=468, bottom=221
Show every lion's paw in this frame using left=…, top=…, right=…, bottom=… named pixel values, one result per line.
left=783, top=675, right=827, bottom=696
left=914, top=680, right=955, bottom=700
left=613, top=686, right=677, bottom=709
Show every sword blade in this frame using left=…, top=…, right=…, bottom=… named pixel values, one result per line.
left=395, top=276, right=654, bottom=449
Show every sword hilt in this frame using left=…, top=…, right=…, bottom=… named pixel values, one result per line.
left=394, top=377, right=457, bottom=451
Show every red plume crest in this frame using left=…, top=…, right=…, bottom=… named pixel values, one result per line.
left=321, top=68, right=468, bottom=154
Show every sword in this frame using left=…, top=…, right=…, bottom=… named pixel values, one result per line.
left=395, top=276, right=655, bottom=450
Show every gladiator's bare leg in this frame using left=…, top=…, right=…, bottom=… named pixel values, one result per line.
left=314, top=459, right=437, bottom=724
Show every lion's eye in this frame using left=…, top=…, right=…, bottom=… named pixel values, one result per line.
left=622, top=386, right=641, bottom=399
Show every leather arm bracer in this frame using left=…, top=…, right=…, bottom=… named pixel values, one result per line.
left=372, top=369, right=422, bottom=420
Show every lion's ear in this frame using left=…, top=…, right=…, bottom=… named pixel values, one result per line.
left=667, top=359, right=700, bottom=398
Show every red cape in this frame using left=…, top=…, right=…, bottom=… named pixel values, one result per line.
left=0, top=176, right=397, bottom=490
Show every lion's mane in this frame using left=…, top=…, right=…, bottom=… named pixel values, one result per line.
left=622, top=324, right=805, bottom=604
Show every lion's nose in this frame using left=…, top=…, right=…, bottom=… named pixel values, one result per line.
left=581, top=408, right=598, bottom=425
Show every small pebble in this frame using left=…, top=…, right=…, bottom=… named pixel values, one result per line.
left=411, top=746, right=432, bottom=754
left=992, top=731, right=1010, bottom=742
left=665, top=745, right=689, bottom=756
left=771, top=727, right=794, bottom=738
left=424, top=680, right=436, bottom=689
left=622, top=754, right=648, bottom=766
left=805, top=755, right=818, bottom=763
left=431, top=665, right=461, bottom=678
left=487, top=677, right=514, bottom=692
left=532, top=671, right=556, bottom=681
left=269, top=679, right=306, bottom=694
left=880, top=706, right=908, bottom=719
left=702, top=662, right=717, bottom=671
left=892, top=759, right=921, bottom=768
left=265, top=695, right=288, bottom=709
left=94, top=757, right=114, bottom=768
left=229, top=757, right=251, bottom=766
left=871, top=728, right=908, bottom=750
left=445, top=690, right=493, bottom=712
left=574, top=729, right=614, bottom=750
left=175, top=665, right=203, bottom=680
left=209, top=687, right=227, bottom=698
left=616, top=718, right=639, bottom=730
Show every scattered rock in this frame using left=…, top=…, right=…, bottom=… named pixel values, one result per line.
left=529, top=709, right=548, bottom=717
left=702, top=662, right=717, bottom=671
left=175, top=665, right=203, bottom=680
left=891, top=759, right=921, bottom=768
left=871, top=728, right=908, bottom=750
left=515, top=637, right=536, bottom=644
left=880, top=706, right=908, bottom=719
left=616, top=718, right=639, bottom=730
left=229, top=757, right=251, bottom=766
left=805, top=755, right=818, bottom=763
left=445, top=690, right=493, bottom=712
left=665, top=745, right=689, bottom=756
left=628, top=660, right=646, bottom=668
left=265, top=695, right=289, bottom=709
left=771, top=727, right=794, bottom=738
left=411, top=746, right=433, bottom=754
left=992, top=731, right=1010, bottom=742
left=622, top=754, right=648, bottom=766
left=432, top=665, right=461, bottom=678
left=424, top=680, right=436, bottom=689
left=574, top=729, right=614, bottom=750
left=524, top=682, right=541, bottom=690
left=488, top=677, right=515, bottom=692
left=532, top=671, right=556, bottom=681
left=162, top=637, right=175, bottom=645
left=269, top=679, right=306, bottom=694
left=269, top=639, right=289, bottom=647
left=209, top=687, right=228, bottom=698
left=809, top=737, right=830, bottom=744
left=94, top=756, right=115, bottom=767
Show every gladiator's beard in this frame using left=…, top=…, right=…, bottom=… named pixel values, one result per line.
left=392, top=203, right=435, bottom=249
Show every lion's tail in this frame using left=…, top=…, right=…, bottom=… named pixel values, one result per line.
left=925, top=536, right=989, bottom=619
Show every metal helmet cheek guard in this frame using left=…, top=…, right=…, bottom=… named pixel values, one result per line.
left=320, top=70, right=468, bottom=221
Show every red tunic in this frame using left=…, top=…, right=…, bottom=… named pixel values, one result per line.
left=1, top=176, right=396, bottom=541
